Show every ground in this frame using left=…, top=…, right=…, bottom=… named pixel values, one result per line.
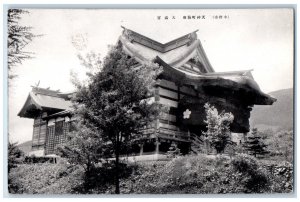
left=8, top=153, right=293, bottom=194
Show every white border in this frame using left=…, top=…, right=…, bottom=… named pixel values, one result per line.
left=1, top=1, right=299, bottom=202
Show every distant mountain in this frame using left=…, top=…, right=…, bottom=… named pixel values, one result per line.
left=250, top=88, right=293, bottom=131
left=18, top=140, right=32, bottom=155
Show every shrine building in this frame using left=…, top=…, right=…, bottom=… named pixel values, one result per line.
left=18, top=27, right=276, bottom=160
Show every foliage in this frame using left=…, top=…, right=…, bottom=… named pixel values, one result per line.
left=231, top=154, right=271, bottom=193
left=121, top=154, right=276, bottom=194
left=8, top=161, right=83, bottom=194
left=8, top=160, right=138, bottom=194
left=57, top=122, right=108, bottom=171
left=129, top=154, right=292, bottom=194
left=166, top=142, right=182, bottom=158
left=8, top=142, right=24, bottom=173
left=260, top=161, right=293, bottom=192
left=64, top=42, right=162, bottom=193
left=77, top=51, right=102, bottom=77
left=24, top=156, right=57, bottom=164
left=262, top=129, right=293, bottom=163
left=56, top=121, right=112, bottom=192
left=8, top=154, right=293, bottom=194
left=202, top=103, right=234, bottom=154
left=231, top=153, right=258, bottom=173
left=243, top=128, right=269, bottom=158
left=7, top=9, right=37, bottom=79
left=71, top=162, right=138, bottom=194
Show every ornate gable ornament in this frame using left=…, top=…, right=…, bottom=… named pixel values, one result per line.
left=122, top=27, right=134, bottom=42
left=187, top=32, right=197, bottom=46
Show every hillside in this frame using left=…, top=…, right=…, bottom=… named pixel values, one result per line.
left=18, top=140, right=32, bottom=155
left=250, top=88, right=293, bottom=130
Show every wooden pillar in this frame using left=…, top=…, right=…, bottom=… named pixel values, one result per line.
left=205, top=137, right=209, bottom=154
left=155, top=139, right=160, bottom=154
left=139, top=143, right=144, bottom=156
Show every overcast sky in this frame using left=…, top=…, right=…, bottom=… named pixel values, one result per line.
left=8, top=9, right=294, bottom=144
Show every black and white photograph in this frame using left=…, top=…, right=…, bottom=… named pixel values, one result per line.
left=6, top=8, right=294, bottom=195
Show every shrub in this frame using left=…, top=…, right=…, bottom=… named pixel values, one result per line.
left=231, top=154, right=258, bottom=173
left=128, top=155, right=233, bottom=194
left=8, top=142, right=24, bottom=173
left=38, top=165, right=84, bottom=194
left=128, top=154, right=275, bottom=194
left=231, top=154, right=271, bottom=193
left=71, top=162, right=137, bottom=194
left=8, top=154, right=292, bottom=194
left=203, top=103, right=234, bottom=154
left=8, top=162, right=83, bottom=194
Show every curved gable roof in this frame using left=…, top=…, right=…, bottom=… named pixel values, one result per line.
left=154, top=56, right=276, bottom=105
left=18, top=88, right=72, bottom=118
left=120, top=27, right=214, bottom=73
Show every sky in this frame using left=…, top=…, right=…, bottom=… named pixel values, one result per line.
left=8, top=9, right=294, bottom=144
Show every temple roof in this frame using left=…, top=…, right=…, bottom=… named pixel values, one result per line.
left=119, top=27, right=275, bottom=106
left=18, top=87, right=72, bottom=118
left=154, top=56, right=276, bottom=105
left=18, top=28, right=276, bottom=119
left=121, top=26, right=200, bottom=53
left=120, top=27, right=214, bottom=73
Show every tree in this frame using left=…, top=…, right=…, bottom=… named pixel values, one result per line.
left=8, top=141, right=24, bottom=194
left=57, top=121, right=109, bottom=192
left=202, top=103, right=234, bottom=154
left=67, top=42, right=161, bottom=194
left=8, top=141, right=24, bottom=173
left=243, top=128, right=269, bottom=158
left=7, top=9, right=37, bottom=79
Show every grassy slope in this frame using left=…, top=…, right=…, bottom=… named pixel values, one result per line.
left=9, top=155, right=293, bottom=194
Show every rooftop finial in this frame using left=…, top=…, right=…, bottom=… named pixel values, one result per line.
left=31, top=80, right=40, bottom=89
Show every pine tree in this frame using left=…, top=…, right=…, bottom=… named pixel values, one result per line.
left=61, top=42, right=161, bottom=194
left=7, top=9, right=37, bottom=79
left=243, top=128, right=269, bottom=158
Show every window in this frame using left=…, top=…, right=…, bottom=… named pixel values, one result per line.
left=54, top=121, right=65, bottom=152
left=45, top=125, right=55, bottom=155
left=45, top=119, right=76, bottom=155
left=32, top=116, right=47, bottom=150
left=55, top=121, right=64, bottom=136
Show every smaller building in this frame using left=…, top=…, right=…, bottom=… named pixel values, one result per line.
left=18, top=87, right=74, bottom=157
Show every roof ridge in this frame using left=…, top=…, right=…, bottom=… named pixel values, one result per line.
left=31, top=87, right=62, bottom=98
left=121, top=26, right=199, bottom=53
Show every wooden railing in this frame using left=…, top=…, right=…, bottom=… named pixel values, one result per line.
left=158, top=128, right=191, bottom=141
left=139, top=126, right=206, bottom=146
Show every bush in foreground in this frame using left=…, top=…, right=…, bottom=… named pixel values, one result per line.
left=8, top=161, right=83, bottom=194
left=8, top=154, right=293, bottom=194
left=119, top=154, right=292, bottom=194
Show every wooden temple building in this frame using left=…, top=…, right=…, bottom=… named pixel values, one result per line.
left=18, top=27, right=276, bottom=160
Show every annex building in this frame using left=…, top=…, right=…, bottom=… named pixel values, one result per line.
left=18, top=27, right=276, bottom=160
